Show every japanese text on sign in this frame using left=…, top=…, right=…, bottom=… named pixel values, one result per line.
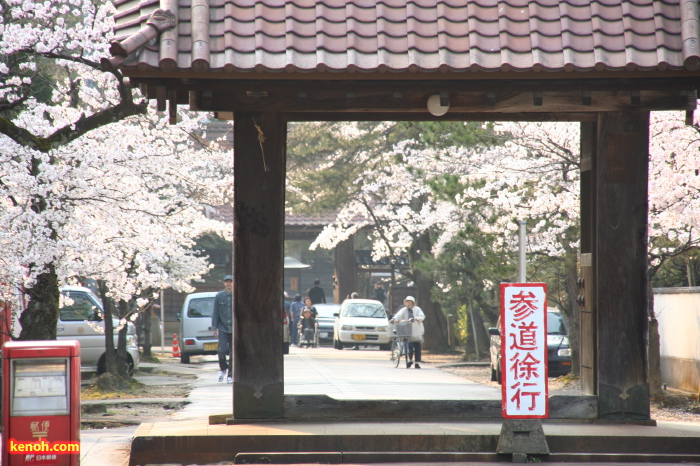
left=500, top=283, right=548, bottom=418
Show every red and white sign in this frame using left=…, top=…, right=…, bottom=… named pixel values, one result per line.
left=500, top=283, right=548, bottom=418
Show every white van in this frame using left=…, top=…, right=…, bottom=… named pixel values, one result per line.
left=58, top=285, right=140, bottom=375
left=177, top=292, right=218, bottom=364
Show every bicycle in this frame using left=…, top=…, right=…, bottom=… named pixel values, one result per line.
left=389, top=320, right=413, bottom=368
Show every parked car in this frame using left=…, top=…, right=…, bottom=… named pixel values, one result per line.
left=178, top=292, right=291, bottom=362
left=58, top=286, right=140, bottom=375
left=488, top=310, right=572, bottom=384
left=333, top=299, right=391, bottom=350
left=177, top=292, right=218, bottom=364
left=546, top=311, right=573, bottom=377
left=314, top=303, right=341, bottom=344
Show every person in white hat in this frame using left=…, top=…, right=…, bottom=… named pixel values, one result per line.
left=392, top=296, right=425, bottom=368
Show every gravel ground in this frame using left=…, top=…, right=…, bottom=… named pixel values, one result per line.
left=423, top=351, right=700, bottom=424
left=81, top=371, right=193, bottom=427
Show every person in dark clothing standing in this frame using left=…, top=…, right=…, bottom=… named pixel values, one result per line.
left=372, top=282, right=387, bottom=307
left=306, top=279, right=326, bottom=304
left=212, top=275, right=233, bottom=383
left=289, top=295, right=304, bottom=345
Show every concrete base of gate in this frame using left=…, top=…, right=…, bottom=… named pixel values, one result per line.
left=496, top=419, right=550, bottom=460
left=278, top=395, right=598, bottom=421
left=129, top=417, right=700, bottom=465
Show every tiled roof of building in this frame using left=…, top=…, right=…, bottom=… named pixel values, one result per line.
left=205, top=205, right=345, bottom=227
left=285, top=212, right=340, bottom=226
left=105, top=0, right=700, bottom=75
left=205, top=204, right=233, bottom=222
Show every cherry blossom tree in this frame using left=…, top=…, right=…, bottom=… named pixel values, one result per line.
left=460, top=114, right=700, bottom=386
left=61, top=109, right=231, bottom=376
left=648, top=110, right=700, bottom=273
left=457, top=121, right=582, bottom=366
left=306, top=112, right=700, bottom=371
left=646, top=109, right=700, bottom=394
left=287, top=121, right=495, bottom=351
left=1, top=103, right=232, bottom=361
left=1, top=0, right=146, bottom=339
left=0, top=0, right=233, bottom=351
left=307, top=121, right=577, bottom=352
left=310, top=138, right=484, bottom=350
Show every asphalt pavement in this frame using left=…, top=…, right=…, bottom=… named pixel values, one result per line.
left=285, top=345, right=500, bottom=400
left=81, top=345, right=500, bottom=464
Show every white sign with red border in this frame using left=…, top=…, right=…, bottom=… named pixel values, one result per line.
left=500, top=283, right=549, bottom=418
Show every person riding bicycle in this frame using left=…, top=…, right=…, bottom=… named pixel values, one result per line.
left=392, top=296, right=425, bottom=368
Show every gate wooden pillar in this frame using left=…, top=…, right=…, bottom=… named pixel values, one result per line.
left=232, top=112, right=286, bottom=419
left=334, top=236, right=356, bottom=303
left=594, top=111, right=650, bottom=420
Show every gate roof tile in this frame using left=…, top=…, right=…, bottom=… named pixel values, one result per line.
left=105, top=0, right=700, bottom=74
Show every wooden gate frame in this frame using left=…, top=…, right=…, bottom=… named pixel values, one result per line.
left=140, top=83, right=669, bottom=421
left=102, top=2, right=700, bottom=421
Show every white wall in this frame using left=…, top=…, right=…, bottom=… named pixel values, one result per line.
left=653, top=287, right=700, bottom=393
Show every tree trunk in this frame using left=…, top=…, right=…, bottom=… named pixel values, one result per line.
left=97, top=280, right=118, bottom=376
left=19, top=267, right=60, bottom=340
left=473, top=293, right=499, bottom=326
left=143, top=308, right=152, bottom=359
left=687, top=260, right=696, bottom=287
left=116, top=300, right=131, bottom=378
left=467, top=298, right=491, bottom=360
left=463, top=299, right=490, bottom=360
left=410, top=232, right=450, bottom=351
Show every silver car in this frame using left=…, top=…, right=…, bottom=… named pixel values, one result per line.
left=177, top=292, right=218, bottom=364
left=178, top=292, right=291, bottom=362
left=58, top=286, right=140, bottom=375
left=314, top=303, right=341, bottom=344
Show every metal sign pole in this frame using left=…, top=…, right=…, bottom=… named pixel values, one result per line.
left=518, top=220, right=527, bottom=282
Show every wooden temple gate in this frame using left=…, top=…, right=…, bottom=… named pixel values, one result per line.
left=103, top=0, right=700, bottom=421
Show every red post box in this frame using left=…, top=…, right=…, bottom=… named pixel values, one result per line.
left=2, top=340, right=81, bottom=465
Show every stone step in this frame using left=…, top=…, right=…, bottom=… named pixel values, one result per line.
left=234, top=451, right=499, bottom=464
left=130, top=431, right=700, bottom=465
left=233, top=451, right=700, bottom=464
left=282, top=395, right=598, bottom=421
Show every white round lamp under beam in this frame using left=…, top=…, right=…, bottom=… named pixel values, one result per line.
left=427, top=93, right=449, bottom=116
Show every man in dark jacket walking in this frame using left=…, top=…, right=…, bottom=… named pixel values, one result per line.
left=212, top=275, right=233, bottom=383
left=306, top=279, right=326, bottom=304
left=372, top=282, right=387, bottom=307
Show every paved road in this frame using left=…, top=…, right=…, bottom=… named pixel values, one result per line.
left=79, top=347, right=700, bottom=465
left=81, top=346, right=499, bottom=463
left=172, top=345, right=499, bottom=421
left=285, top=345, right=500, bottom=400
